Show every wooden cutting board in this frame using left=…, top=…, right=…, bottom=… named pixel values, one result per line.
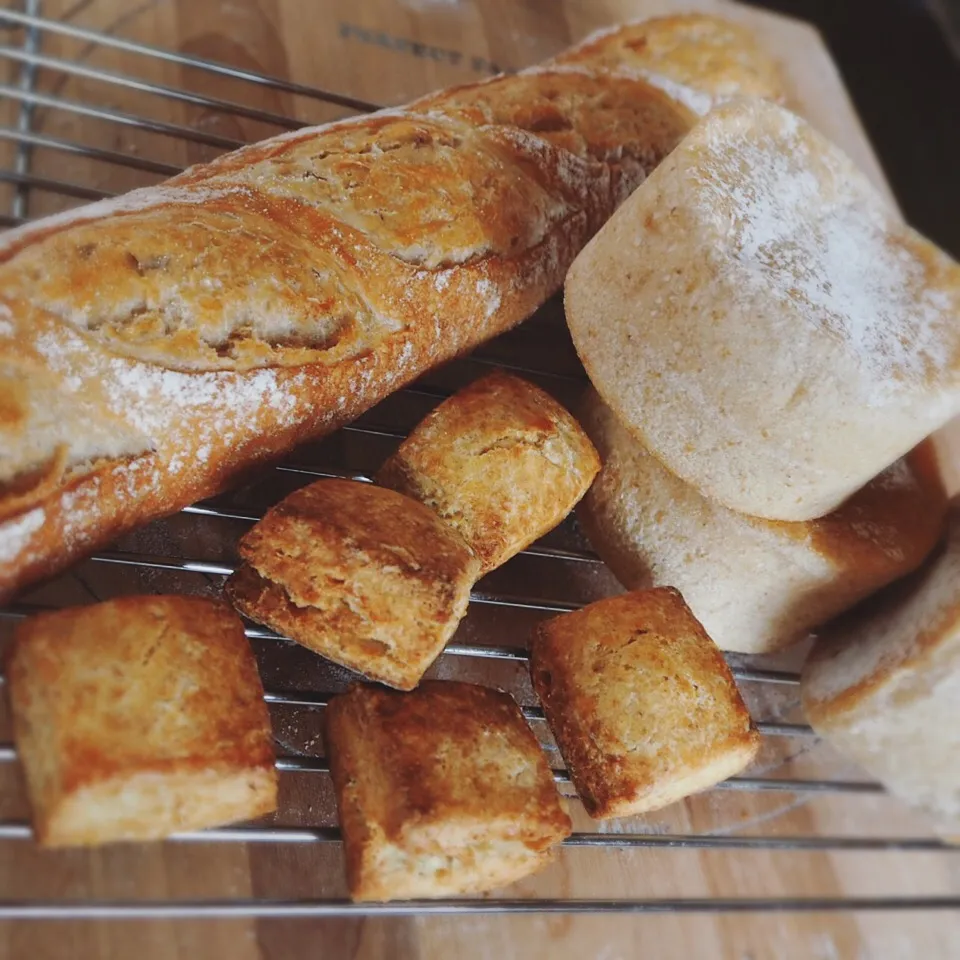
left=1, top=1, right=959, bottom=958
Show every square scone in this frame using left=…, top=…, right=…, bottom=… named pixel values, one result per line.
left=226, top=478, right=480, bottom=690
left=530, top=588, right=759, bottom=819
left=376, top=370, right=600, bottom=574
left=6, top=595, right=277, bottom=847
left=325, top=681, right=572, bottom=901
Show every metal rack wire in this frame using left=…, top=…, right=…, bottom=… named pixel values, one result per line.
left=0, top=0, right=958, bottom=920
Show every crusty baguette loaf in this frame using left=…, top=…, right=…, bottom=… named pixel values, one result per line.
left=801, top=501, right=960, bottom=831
left=565, top=98, right=960, bottom=522
left=325, top=681, right=571, bottom=901
left=530, top=588, right=759, bottom=819
left=376, top=371, right=600, bottom=574
left=0, top=23, right=717, bottom=602
left=6, top=595, right=277, bottom=846
left=226, top=478, right=479, bottom=690
left=549, top=13, right=787, bottom=114
left=578, top=389, right=948, bottom=654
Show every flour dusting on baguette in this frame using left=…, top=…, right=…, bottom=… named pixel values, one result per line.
left=633, top=71, right=714, bottom=116
left=0, top=16, right=780, bottom=599
left=0, top=508, right=44, bottom=565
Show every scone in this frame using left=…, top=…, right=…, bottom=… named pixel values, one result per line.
left=530, top=588, right=759, bottom=819
left=565, top=99, right=960, bottom=522
left=551, top=13, right=786, bottom=113
left=802, top=500, right=960, bottom=831
left=6, top=595, right=277, bottom=847
left=376, top=371, right=600, bottom=574
left=325, top=681, right=571, bottom=901
left=226, top=478, right=480, bottom=690
left=578, top=389, right=947, bottom=654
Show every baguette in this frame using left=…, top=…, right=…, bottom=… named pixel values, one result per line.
left=0, top=24, right=713, bottom=601
left=549, top=13, right=787, bottom=114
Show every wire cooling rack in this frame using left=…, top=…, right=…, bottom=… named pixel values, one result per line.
left=0, top=0, right=958, bottom=920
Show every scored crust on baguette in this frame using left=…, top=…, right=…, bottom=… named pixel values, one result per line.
left=325, top=681, right=571, bottom=901
left=801, top=501, right=960, bottom=830
left=376, top=371, right=600, bottom=574
left=226, top=478, right=480, bottom=690
left=6, top=595, right=277, bottom=847
left=530, top=588, right=759, bottom=819
left=411, top=68, right=696, bottom=210
left=0, top=28, right=699, bottom=602
left=565, top=98, right=960, bottom=522
left=549, top=13, right=787, bottom=113
left=577, top=389, right=948, bottom=654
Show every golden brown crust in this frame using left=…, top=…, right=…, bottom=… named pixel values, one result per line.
left=412, top=68, right=694, bottom=211
left=376, top=371, right=600, bottom=574
left=6, top=595, right=277, bottom=846
left=530, top=588, right=759, bottom=819
left=0, top=29, right=697, bottom=602
left=226, top=479, right=480, bottom=690
left=325, top=681, right=571, bottom=901
left=551, top=14, right=787, bottom=109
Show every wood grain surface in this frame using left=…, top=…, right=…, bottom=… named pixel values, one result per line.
left=1, top=1, right=959, bottom=958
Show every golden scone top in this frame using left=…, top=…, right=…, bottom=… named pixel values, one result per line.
left=6, top=595, right=277, bottom=847
left=227, top=478, right=480, bottom=690
left=325, top=681, right=571, bottom=901
left=530, top=588, right=759, bottom=819
left=377, top=371, right=600, bottom=574
left=236, top=477, right=478, bottom=605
